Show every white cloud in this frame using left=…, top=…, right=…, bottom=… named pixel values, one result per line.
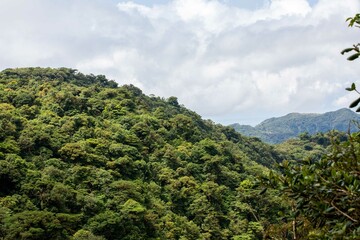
left=270, top=0, right=311, bottom=15
left=0, top=0, right=359, bottom=125
left=333, top=91, right=359, bottom=109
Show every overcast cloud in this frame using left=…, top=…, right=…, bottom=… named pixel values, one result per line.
left=0, top=0, right=359, bottom=125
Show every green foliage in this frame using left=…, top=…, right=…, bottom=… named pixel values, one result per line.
left=275, top=131, right=347, bottom=162
left=0, top=67, right=287, bottom=239
left=342, top=14, right=360, bottom=112
left=346, top=83, right=360, bottom=112
left=342, top=14, right=360, bottom=61
left=2, top=210, right=82, bottom=240
left=73, top=229, right=106, bottom=240
left=266, top=132, right=360, bottom=239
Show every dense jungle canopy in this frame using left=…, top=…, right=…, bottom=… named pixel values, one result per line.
left=0, top=67, right=358, bottom=239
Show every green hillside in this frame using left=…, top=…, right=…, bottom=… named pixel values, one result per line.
left=230, top=109, right=360, bottom=144
left=0, top=67, right=289, bottom=239
left=275, top=131, right=348, bottom=162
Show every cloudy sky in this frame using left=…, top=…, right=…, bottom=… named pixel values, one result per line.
left=1, top=0, right=359, bottom=125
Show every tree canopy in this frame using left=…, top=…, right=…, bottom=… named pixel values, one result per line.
left=0, top=67, right=290, bottom=239
left=1, top=15, right=359, bottom=238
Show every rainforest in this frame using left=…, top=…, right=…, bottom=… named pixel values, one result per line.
left=0, top=67, right=358, bottom=240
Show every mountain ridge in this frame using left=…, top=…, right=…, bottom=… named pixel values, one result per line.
left=230, top=108, right=360, bottom=144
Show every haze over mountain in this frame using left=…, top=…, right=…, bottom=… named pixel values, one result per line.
left=230, top=108, right=360, bottom=143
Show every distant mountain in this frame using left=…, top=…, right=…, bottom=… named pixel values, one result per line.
left=230, top=108, right=360, bottom=144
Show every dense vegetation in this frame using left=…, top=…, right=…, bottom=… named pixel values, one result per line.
left=275, top=131, right=348, bottom=162
left=266, top=130, right=360, bottom=239
left=259, top=13, right=360, bottom=239
left=0, top=67, right=289, bottom=240
left=230, top=109, right=360, bottom=144
left=1, top=67, right=358, bottom=239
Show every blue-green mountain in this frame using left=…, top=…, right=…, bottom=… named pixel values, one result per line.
left=230, top=108, right=360, bottom=144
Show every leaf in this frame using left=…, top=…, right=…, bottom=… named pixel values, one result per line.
left=349, top=97, right=360, bottom=108
left=356, top=105, right=360, bottom=112
left=259, top=188, right=267, bottom=195
left=347, top=53, right=360, bottom=61
left=341, top=48, right=354, bottom=55
left=324, top=207, right=334, bottom=213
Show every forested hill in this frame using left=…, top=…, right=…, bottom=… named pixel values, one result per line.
left=0, top=67, right=287, bottom=239
left=230, top=108, right=360, bottom=144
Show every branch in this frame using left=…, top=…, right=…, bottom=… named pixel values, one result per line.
left=331, top=200, right=358, bottom=223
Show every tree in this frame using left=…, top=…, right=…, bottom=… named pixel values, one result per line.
left=2, top=211, right=81, bottom=240
left=267, top=132, right=360, bottom=239
left=262, top=16, right=360, bottom=238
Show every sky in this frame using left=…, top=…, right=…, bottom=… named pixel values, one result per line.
left=0, top=0, right=359, bottom=126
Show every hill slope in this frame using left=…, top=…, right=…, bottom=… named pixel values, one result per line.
left=230, top=108, right=360, bottom=144
left=0, top=67, right=287, bottom=239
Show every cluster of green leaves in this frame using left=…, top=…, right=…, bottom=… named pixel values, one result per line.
left=0, top=67, right=288, bottom=239
left=342, top=13, right=360, bottom=112
left=341, top=14, right=360, bottom=61
left=346, top=83, right=360, bottom=112
left=265, top=131, right=360, bottom=239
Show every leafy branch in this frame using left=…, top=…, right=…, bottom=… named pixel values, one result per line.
left=346, top=83, right=360, bottom=112
left=342, top=14, right=360, bottom=111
